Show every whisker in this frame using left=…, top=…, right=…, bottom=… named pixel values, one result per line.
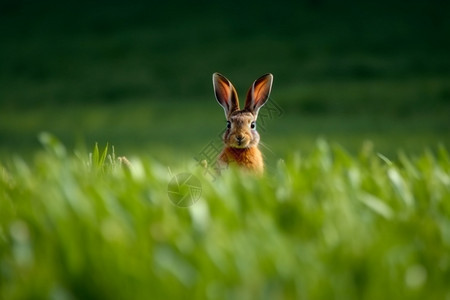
left=259, top=141, right=275, bottom=155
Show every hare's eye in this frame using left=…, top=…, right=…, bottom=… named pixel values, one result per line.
left=226, top=121, right=231, bottom=129
left=250, top=121, right=256, bottom=129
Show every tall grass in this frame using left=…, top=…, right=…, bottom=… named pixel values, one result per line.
left=1, top=135, right=449, bottom=299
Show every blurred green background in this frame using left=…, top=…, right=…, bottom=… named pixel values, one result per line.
left=1, top=0, right=449, bottom=161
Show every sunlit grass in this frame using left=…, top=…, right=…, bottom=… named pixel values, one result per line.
left=1, top=134, right=449, bottom=299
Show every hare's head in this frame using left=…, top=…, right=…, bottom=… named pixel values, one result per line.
left=213, top=73, right=273, bottom=149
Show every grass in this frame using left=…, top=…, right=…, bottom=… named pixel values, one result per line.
left=1, top=135, right=449, bottom=299
left=1, top=0, right=449, bottom=159
left=1, top=2, right=449, bottom=297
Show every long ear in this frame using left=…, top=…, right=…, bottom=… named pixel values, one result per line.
left=213, top=73, right=240, bottom=118
left=244, top=73, right=273, bottom=119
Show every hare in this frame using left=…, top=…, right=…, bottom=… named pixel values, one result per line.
left=212, top=72, right=273, bottom=174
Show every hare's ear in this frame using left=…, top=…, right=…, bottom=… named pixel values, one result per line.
left=213, top=73, right=240, bottom=118
left=244, top=73, right=273, bottom=119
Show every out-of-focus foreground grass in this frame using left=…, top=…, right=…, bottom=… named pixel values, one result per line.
left=1, top=135, right=449, bottom=299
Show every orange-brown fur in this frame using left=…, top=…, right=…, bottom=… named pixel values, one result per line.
left=213, top=72, right=273, bottom=174
left=218, top=146, right=264, bottom=174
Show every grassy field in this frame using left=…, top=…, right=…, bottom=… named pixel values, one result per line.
left=1, top=0, right=449, bottom=159
left=1, top=1, right=450, bottom=298
left=1, top=137, right=449, bottom=299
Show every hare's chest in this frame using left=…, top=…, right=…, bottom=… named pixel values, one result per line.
left=219, top=147, right=263, bottom=173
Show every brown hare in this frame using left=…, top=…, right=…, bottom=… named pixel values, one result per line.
left=212, top=72, right=273, bottom=174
